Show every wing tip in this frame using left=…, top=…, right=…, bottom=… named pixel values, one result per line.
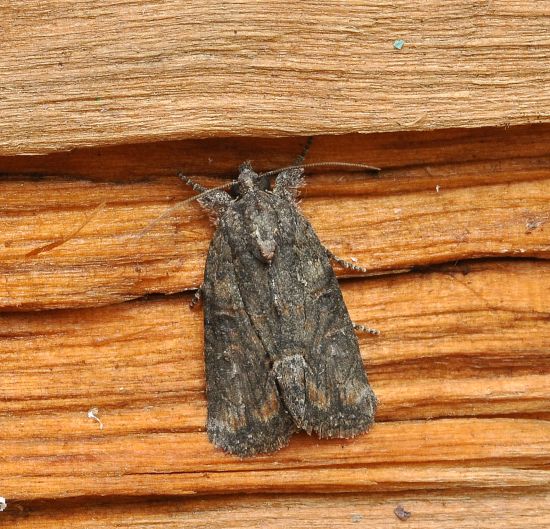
left=315, top=414, right=376, bottom=439
left=296, top=393, right=378, bottom=440
left=208, top=415, right=295, bottom=458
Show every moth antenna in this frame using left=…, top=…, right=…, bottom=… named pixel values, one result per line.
left=260, top=161, right=381, bottom=178
left=136, top=180, right=235, bottom=237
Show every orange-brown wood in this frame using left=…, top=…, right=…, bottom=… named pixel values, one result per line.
left=1, top=125, right=549, bottom=181
left=1, top=0, right=550, bottom=525
left=3, top=492, right=550, bottom=529
left=1, top=126, right=549, bottom=524
left=2, top=126, right=549, bottom=310
left=1, top=260, right=549, bottom=500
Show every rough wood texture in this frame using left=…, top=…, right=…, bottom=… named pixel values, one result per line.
left=1, top=1, right=549, bottom=155
left=3, top=492, right=550, bottom=528
left=2, top=125, right=549, bottom=311
left=1, top=259, right=550, bottom=501
left=1, top=257, right=550, bottom=501
left=1, top=125, right=549, bottom=527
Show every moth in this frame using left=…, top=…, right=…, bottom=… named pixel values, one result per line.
left=184, top=162, right=378, bottom=457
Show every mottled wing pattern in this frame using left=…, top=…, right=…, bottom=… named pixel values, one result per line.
left=220, top=189, right=377, bottom=441
left=267, top=193, right=377, bottom=438
left=203, top=222, right=295, bottom=457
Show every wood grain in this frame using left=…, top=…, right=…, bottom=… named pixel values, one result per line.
left=3, top=492, right=550, bottom=528
left=1, top=1, right=549, bottom=155
left=1, top=420, right=549, bottom=499
left=1, top=124, right=549, bottom=523
left=2, top=124, right=550, bottom=181
left=1, top=0, right=549, bottom=524
left=2, top=126, right=549, bottom=310
left=1, top=260, right=549, bottom=500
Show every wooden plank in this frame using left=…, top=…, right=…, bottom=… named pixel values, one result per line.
left=3, top=492, right=550, bottom=528
left=2, top=127, right=549, bottom=311
left=1, top=260, right=549, bottom=500
left=1, top=123, right=548, bottom=513
left=2, top=124, right=550, bottom=181
left=1, top=1, right=549, bottom=155
left=1, top=419, right=549, bottom=499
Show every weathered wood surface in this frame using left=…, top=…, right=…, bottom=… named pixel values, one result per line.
left=1, top=1, right=549, bottom=155
left=2, top=125, right=549, bottom=310
left=1, top=125, right=549, bottom=526
left=1, top=260, right=549, bottom=499
left=3, top=492, right=550, bottom=528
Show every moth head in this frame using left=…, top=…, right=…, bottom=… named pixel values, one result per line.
left=235, top=162, right=271, bottom=196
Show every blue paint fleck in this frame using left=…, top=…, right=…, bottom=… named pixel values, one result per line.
left=393, top=39, right=405, bottom=50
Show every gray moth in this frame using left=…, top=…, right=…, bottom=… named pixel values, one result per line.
left=184, top=162, right=377, bottom=457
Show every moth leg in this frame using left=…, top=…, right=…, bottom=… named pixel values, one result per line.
left=326, top=248, right=370, bottom=274
left=189, top=283, right=203, bottom=309
left=273, top=137, right=312, bottom=199
left=353, top=322, right=380, bottom=336
left=293, top=136, right=313, bottom=165
left=326, top=249, right=379, bottom=334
